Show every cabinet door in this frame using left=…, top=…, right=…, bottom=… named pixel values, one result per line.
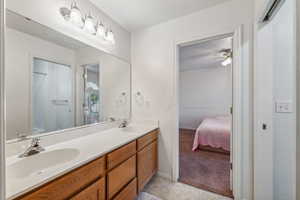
left=137, top=140, right=158, bottom=191
left=108, top=155, right=136, bottom=199
left=71, top=178, right=105, bottom=200
left=17, top=157, right=105, bottom=200
left=113, top=178, right=137, bottom=200
left=107, top=141, right=136, bottom=170
left=137, top=130, right=158, bottom=151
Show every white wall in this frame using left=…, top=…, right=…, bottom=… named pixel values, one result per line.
left=5, top=28, right=76, bottom=140
left=179, top=66, right=232, bottom=130
left=6, top=0, right=131, bottom=62
left=131, top=0, right=253, bottom=199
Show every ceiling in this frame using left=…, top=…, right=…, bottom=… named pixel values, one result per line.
left=89, top=0, right=230, bottom=31
left=179, top=37, right=232, bottom=71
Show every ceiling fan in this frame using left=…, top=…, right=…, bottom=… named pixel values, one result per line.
left=218, top=48, right=232, bottom=66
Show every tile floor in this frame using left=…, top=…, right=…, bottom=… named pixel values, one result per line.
left=138, top=192, right=162, bottom=200
left=143, top=176, right=233, bottom=200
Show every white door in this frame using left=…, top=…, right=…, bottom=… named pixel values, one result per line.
left=253, top=19, right=274, bottom=200
left=254, top=0, right=296, bottom=199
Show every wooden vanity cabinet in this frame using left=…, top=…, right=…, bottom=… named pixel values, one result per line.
left=15, top=129, right=159, bottom=200
left=16, top=157, right=105, bottom=200
left=113, top=178, right=137, bottom=200
left=137, top=130, right=158, bottom=192
left=70, top=178, right=105, bottom=200
left=107, top=141, right=136, bottom=170
left=107, top=155, right=136, bottom=199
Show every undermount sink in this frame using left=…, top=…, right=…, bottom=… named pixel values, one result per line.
left=7, top=148, right=80, bottom=179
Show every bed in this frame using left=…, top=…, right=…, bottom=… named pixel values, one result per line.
left=192, top=116, right=231, bottom=153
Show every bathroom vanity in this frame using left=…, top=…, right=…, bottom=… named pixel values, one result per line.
left=4, top=5, right=158, bottom=200
left=7, top=126, right=158, bottom=200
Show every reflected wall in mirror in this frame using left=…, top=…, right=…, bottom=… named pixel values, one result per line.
left=5, top=10, right=131, bottom=140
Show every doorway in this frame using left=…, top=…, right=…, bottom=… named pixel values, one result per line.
left=177, top=36, right=234, bottom=197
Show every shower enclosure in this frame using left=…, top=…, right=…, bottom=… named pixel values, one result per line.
left=32, top=58, right=74, bottom=134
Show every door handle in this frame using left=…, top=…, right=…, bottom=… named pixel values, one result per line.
left=262, top=123, right=267, bottom=130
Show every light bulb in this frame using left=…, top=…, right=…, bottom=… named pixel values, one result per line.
left=106, top=30, right=115, bottom=44
left=83, top=14, right=96, bottom=34
left=222, top=57, right=232, bottom=66
left=69, top=2, right=83, bottom=28
left=97, top=22, right=106, bottom=38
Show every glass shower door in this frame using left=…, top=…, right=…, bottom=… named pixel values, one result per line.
left=32, top=58, right=73, bottom=134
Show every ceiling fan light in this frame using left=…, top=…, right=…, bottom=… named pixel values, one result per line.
left=69, top=2, right=83, bottom=28
left=222, top=57, right=232, bottom=66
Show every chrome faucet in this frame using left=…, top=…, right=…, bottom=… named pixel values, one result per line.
left=19, top=137, right=45, bottom=158
left=119, top=119, right=128, bottom=128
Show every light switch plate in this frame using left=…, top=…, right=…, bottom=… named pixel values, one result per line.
left=275, top=101, right=293, bottom=113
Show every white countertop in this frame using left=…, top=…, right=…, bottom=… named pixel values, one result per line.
left=6, top=123, right=158, bottom=200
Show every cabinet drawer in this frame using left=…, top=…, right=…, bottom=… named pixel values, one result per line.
left=138, top=141, right=158, bottom=192
left=17, top=157, right=105, bottom=200
left=137, top=130, right=158, bottom=151
left=108, top=155, right=136, bottom=199
left=71, top=177, right=105, bottom=200
left=107, top=141, right=136, bottom=170
left=113, top=178, right=137, bottom=200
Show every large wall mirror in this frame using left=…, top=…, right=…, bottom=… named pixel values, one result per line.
left=5, top=10, right=131, bottom=141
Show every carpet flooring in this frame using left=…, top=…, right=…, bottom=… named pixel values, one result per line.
left=179, top=129, right=233, bottom=198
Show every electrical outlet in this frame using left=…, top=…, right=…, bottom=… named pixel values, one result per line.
left=275, top=101, right=293, bottom=113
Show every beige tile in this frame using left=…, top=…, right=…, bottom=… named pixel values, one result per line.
left=143, top=176, right=232, bottom=200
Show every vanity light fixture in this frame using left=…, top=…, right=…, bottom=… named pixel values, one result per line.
left=60, top=1, right=115, bottom=44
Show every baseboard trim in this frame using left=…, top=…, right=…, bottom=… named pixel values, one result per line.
left=157, top=171, right=172, bottom=180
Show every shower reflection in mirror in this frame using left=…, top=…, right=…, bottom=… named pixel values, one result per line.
left=32, top=58, right=74, bottom=134
left=82, top=64, right=100, bottom=125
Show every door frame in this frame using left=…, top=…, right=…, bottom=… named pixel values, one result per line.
left=0, top=0, right=5, bottom=199
left=172, top=26, right=243, bottom=198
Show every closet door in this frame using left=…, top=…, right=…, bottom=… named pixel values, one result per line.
left=54, top=63, right=73, bottom=130
left=253, top=13, right=274, bottom=200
